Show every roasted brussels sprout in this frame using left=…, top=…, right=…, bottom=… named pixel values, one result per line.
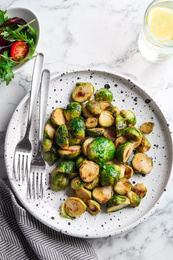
left=120, top=110, right=136, bottom=126
left=58, top=145, right=81, bottom=160
left=56, top=160, right=76, bottom=175
left=82, top=137, right=95, bottom=156
left=85, top=117, right=98, bottom=128
left=95, top=88, right=113, bottom=103
left=64, top=102, right=82, bottom=121
left=60, top=202, right=75, bottom=219
left=140, top=122, right=154, bottom=134
left=84, top=176, right=99, bottom=190
left=42, top=139, right=53, bottom=152
left=44, top=123, right=56, bottom=139
left=86, top=100, right=102, bottom=115
left=86, top=128, right=104, bottom=137
left=114, top=136, right=128, bottom=148
left=100, top=101, right=111, bottom=111
left=114, top=178, right=132, bottom=195
left=79, top=160, right=99, bottom=182
left=81, top=104, right=93, bottom=118
left=70, top=117, right=85, bottom=139
left=124, top=126, right=142, bottom=143
left=75, top=187, right=92, bottom=202
left=86, top=200, right=101, bottom=215
left=105, top=160, right=126, bottom=178
left=43, top=144, right=59, bottom=166
left=137, top=135, right=151, bottom=153
left=50, top=108, right=66, bottom=126
left=106, top=105, right=120, bottom=117
left=127, top=191, right=140, bottom=207
left=115, top=114, right=127, bottom=137
left=72, top=82, right=94, bottom=103
left=68, top=131, right=82, bottom=145
left=87, top=137, right=116, bottom=166
left=124, top=165, right=134, bottom=179
left=55, top=124, right=69, bottom=149
left=70, top=176, right=86, bottom=190
left=132, top=183, right=147, bottom=198
left=50, top=169, right=70, bottom=191
left=103, top=126, right=117, bottom=142
left=107, top=195, right=130, bottom=213
left=99, top=164, right=121, bottom=186
left=132, top=153, right=153, bottom=174
left=92, top=185, right=114, bottom=204
left=76, top=155, right=87, bottom=169
left=62, top=197, right=87, bottom=218
left=115, top=141, right=134, bottom=163
left=99, top=111, right=114, bottom=127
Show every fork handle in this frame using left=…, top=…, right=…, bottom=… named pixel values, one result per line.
left=38, top=69, right=50, bottom=152
left=25, top=53, right=44, bottom=137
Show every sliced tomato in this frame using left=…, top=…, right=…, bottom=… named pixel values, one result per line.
left=11, top=41, right=29, bottom=62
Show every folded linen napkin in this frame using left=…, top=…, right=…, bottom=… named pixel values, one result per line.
left=0, top=178, right=98, bottom=260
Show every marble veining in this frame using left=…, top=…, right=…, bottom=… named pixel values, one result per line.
left=0, top=0, right=173, bottom=259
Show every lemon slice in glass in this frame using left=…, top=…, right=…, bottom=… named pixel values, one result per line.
left=147, top=6, right=173, bottom=42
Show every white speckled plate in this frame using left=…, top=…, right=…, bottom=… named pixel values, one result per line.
left=4, top=70, right=173, bottom=238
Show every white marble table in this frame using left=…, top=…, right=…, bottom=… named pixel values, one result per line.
left=0, top=0, right=173, bottom=259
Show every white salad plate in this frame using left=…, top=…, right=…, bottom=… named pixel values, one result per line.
left=4, top=70, right=173, bottom=238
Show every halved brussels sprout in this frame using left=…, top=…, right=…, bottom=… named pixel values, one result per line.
left=86, top=200, right=101, bottom=215
left=124, top=165, right=134, bottom=179
left=55, top=124, right=69, bottom=149
left=99, top=111, right=114, bottom=127
left=127, top=191, right=140, bottom=207
left=100, top=164, right=121, bottom=186
left=75, top=187, right=92, bottom=202
left=50, top=108, right=66, bottom=126
left=115, top=114, right=127, bottom=137
left=114, top=136, right=128, bottom=148
left=86, top=128, right=104, bottom=137
left=132, top=153, right=153, bottom=174
left=106, top=105, right=120, bottom=117
left=115, top=141, right=134, bottom=163
left=60, top=202, right=75, bottom=219
left=86, top=100, right=102, bottom=115
left=100, top=101, right=111, bottom=111
left=76, top=155, right=87, bottom=169
left=120, top=110, right=136, bottom=126
left=58, top=145, right=81, bottom=160
left=114, top=178, right=132, bottom=195
left=72, top=82, right=94, bottom=103
left=104, top=126, right=117, bottom=142
left=79, top=160, right=99, bottom=182
left=132, top=183, right=147, bottom=198
left=106, top=160, right=126, bottom=179
left=95, top=88, right=113, bottom=103
left=56, top=160, right=76, bottom=175
left=82, top=137, right=95, bottom=156
left=64, top=102, right=82, bottom=121
left=84, top=176, right=99, bottom=190
left=85, top=117, right=98, bottom=129
left=68, top=131, right=82, bottom=145
left=70, top=176, right=86, bottom=190
left=124, top=126, right=142, bottom=143
left=44, top=123, right=56, bottom=139
left=63, top=197, right=87, bottom=217
left=140, top=122, right=154, bottom=134
left=43, top=144, right=59, bottom=166
left=92, top=185, right=114, bottom=204
left=42, top=139, right=53, bottom=152
left=70, top=117, right=85, bottom=139
left=87, top=137, right=116, bottom=166
left=50, top=169, right=70, bottom=191
left=107, top=195, right=130, bottom=213
left=81, top=104, right=93, bottom=118
left=137, top=136, right=151, bottom=153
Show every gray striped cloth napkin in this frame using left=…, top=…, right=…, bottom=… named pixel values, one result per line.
left=0, top=178, right=98, bottom=260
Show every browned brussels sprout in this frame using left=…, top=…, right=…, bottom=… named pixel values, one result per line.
left=99, top=164, right=121, bottom=186
left=86, top=100, right=102, bottom=115
left=137, top=135, right=151, bottom=152
left=132, top=183, right=147, bottom=198
left=115, top=114, right=127, bottom=137
left=86, top=128, right=104, bottom=137
left=64, top=102, right=82, bottom=121
left=50, top=169, right=70, bottom=191
left=100, top=101, right=111, bottom=111
left=82, top=137, right=95, bottom=156
left=120, top=110, right=136, bottom=126
left=58, top=145, right=81, bottom=160
left=99, top=111, right=114, bottom=127
left=114, top=136, right=128, bottom=148
left=55, top=124, right=69, bottom=149
left=50, top=108, right=66, bottom=126
left=84, top=176, right=99, bottom=190
left=43, top=144, right=59, bottom=166
left=81, top=104, right=93, bottom=118
left=92, top=185, right=114, bottom=204
left=95, top=88, right=113, bottom=103
left=115, top=141, right=134, bottom=163
left=86, top=200, right=101, bottom=215
left=124, top=165, right=134, bottom=179
left=56, top=160, right=76, bottom=175
left=127, top=191, right=140, bottom=207
left=140, top=122, right=154, bottom=134
left=70, top=117, right=85, bottom=139
left=75, top=187, right=92, bottom=202
left=106, top=105, right=120, bottom=117
left=70, top=176, right=86, bottom=190
left=68, top=131, right=82, bottom=145
left=104, top=126, right=117, bottom=142
left=72, top=82, right=94, bottom=103
left=85, top=117, right=98, bottom=128
left=114, top=178, right=132, bottom=195
left=62, top=197, right=87, bottom=218
left=42, top=139, right=53, bottom=152
left=44, top=123, right=56, bottom=139
left=132, top=153, right=153, bottom=174
left=79, top=160, right=99, bottom=182
left=107, top=195, right=130, bottom=212
left=76, top=155, right=87, bottom=169
left=124, top=126, right=142, bottom=143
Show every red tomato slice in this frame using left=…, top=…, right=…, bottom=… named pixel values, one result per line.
left=11, top=41, right=29, bottom=62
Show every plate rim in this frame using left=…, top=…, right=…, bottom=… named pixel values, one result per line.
left=4, top=69, right=173, bottom=238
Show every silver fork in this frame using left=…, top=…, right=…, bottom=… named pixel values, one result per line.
left=14, top=53, right=44, bottom=182
left=28, top=69, right=50, bottom=199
